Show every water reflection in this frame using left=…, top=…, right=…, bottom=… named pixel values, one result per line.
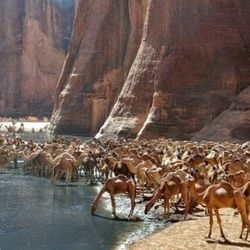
left=0, top=169, right=143, bottom=250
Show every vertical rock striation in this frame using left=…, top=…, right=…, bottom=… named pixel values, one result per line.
left=52, top=0, right=250, bottom=141
left=97, top=0, right=250, bottom=140
left=0, top=0, right=74, bottom=117
left=51, top=0, right=147, bottom=134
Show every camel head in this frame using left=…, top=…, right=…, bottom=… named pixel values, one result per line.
left=91, top=203, right=97, bottom=215
left=144, top=199, right=155, bottom=214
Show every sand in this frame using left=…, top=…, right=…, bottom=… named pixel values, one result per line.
left=129, top=208, right=250, bottom=250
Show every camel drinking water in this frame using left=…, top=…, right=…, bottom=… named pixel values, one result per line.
left=91, top=175, right=136, bottom=218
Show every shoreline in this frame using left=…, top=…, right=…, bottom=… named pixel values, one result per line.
left=128, top=208, right=250, bottom=250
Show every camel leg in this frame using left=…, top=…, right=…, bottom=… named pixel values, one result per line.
left=141, top=178, right=144, bottom=197
left=180, top=183, right=189, bottom=220
left=66, top=171, right=72, bottom=183
left=214, top=208, right=226, bottom=240
left=58, top=171, right=64, bottom=181
left=163, top=197, right=170, bottom=218
left=53, top=169, right=59, bottom=182
left=52, top=166, right=59, bottom=182
left=110, top=192, right=118, bottom=218
left=245, top=204, right=250, bottom=240
left=14, top=159, right=17, bottom=169
left=65, top=171, right=69, bottom=183
left=128, top=186, right=136, bottom=217
left=239, top=212, right=245, bottom=239
left=207, top=207, right=213, bottom=238
left=137, top=177, right=142, bottom=197
left=91, top=187, right=106, bottom=215
left=234, top=190, right=250, bottom=240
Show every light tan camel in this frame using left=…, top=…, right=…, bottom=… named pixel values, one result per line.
left=91, top=175, right=136, bottom=218
left=144, top=175, right=189, bottom=219
left=19, top=149, right=43, bottom=173
left=122, top=157, right=155, bottom=195
left=224, top=159, right=247, bottom=175
left=50, top=152, right=86, bottom=182
left=188, top=179, right=250, bottom=240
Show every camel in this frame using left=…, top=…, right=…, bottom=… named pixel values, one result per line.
left=121, top=157, right=155, bottom=195
left=204, top=150, right=220, bottom=167
left=227, top=170, right=246, bottom=188
left=102, top=155, right=119, bottom=177
left=50, top=152, right=86, bottom=182
left=145, top=167, right=163, bottom=191
left=99, top=159, right=110, bottom=181
left=91, top=175, right=136, bottom=218
left=188, top=178, right=250, bottom=240
left=113, top=161, right=135, bottom=181
left=224, top=160, right=247, bottom=175
left=20, top=149, right=43, bottom=173
left=81, top=155, right=96, bottom=182
left=145, top=167, right=193, bottom=194
left=144, top=175, right=189, bottom=219
left=0, top=154, right=11, bottom=172
left=186, top=155, right=205, bottom=168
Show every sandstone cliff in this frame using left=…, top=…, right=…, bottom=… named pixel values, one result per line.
left=52, top=0, right=250, bottom=141
left=0, top=0, right=74, bottom=117
left=51, top=0, right=147, bottom=134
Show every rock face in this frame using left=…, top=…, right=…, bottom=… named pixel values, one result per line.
left=51, top=0, right=147, bottom=134
left=193, top=86, right=250, bottom=142
left=52, top=0, right=250, bottom=141
left=0, top=0, right=74, bottom=117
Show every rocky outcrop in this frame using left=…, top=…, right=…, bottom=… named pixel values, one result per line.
left=192, top=86, right=250, bottom=142
left=52, top=0, right=250, bottom=141
left=0, top=0, right=74, bottom=117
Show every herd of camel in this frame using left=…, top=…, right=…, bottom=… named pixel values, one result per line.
left=0, top=133, right=250, bottom=242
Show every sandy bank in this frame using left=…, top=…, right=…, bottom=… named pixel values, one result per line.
left=129, top=208, right=250, bottom=250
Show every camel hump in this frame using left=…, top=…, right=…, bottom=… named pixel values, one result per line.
left=219, top=180, right=234, bottom=190
left=116, top=175, right=129, bottom=182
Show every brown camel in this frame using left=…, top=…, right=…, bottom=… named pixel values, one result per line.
left=91, top=175, right=136, bottom=218
left=224, top=159, right=247, bottom=175
left=144, top=175, right=189, bottom=219
left=227, top=170, right=246, bottom=188
left=0, top=154, right=11, bottom=172
left=188, top=179, right=250, bottom=240
left=122, top=157, right=155, bottom=195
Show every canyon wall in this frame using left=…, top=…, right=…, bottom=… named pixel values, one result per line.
left=0, top=0, right=74, bottom=117
left=51, top=0, right=148, bottom=134
left=51, top=0, right=250, bottom=141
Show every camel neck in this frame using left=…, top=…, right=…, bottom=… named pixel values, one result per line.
left=189, top=181, right=205, bottom=204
